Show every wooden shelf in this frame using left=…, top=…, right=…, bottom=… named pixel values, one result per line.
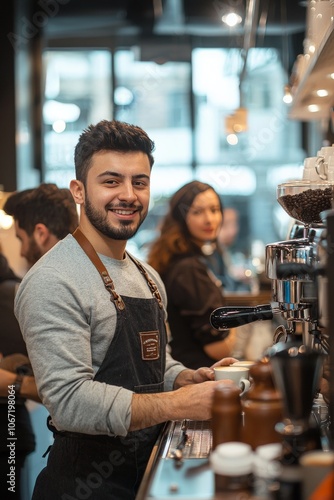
left=288, top=24, right=334, bottom=121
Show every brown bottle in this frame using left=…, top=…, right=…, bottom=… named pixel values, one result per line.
left=211, top=382, right=242, bottom=450
left=241, top=360, right=284, bottom=450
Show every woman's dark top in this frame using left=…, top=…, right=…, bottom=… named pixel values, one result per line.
left=203, top=247, right=251, bottom=292
left=162, top=255, right=229, bottom=369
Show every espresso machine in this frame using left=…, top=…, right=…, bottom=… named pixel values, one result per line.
left=211, top=147, right=334, bottom=353
left=210, top=147, right=334, bottom=454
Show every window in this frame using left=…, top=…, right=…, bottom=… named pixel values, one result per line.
left=43, top=50, right=112, bottom=186
left=113, top=47, right=192, bottom=166
left=41, top=44, right=305, bottom=262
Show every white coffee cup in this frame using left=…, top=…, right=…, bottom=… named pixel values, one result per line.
left=214, top=366, right=250, bottom=395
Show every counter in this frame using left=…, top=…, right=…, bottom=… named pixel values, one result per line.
left=136, top=409, right=332, bottom=500
left=136, top=419, right=215, bottom=500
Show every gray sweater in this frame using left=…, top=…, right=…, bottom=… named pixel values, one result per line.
left=14, top=234, right=186, bottom=437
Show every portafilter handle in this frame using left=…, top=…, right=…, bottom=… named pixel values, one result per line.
left=210, top=304, right=273, bottom=330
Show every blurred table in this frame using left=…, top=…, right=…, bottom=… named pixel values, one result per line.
left=224, top=290, right=272, bottom=307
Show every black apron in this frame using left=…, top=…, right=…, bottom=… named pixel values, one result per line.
left=32, top=230, right=167, bottom=500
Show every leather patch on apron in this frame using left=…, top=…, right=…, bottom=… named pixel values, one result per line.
left=139, top=331, right=160, bottom=360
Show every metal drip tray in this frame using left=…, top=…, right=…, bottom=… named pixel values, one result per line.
left=163, top=420, right=212, bottom=460
left=136, top=420, right=214, bottom=500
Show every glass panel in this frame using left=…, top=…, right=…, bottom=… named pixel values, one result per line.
left=192, top=47, right=303, bottom=165
left=43, top=50, right=112, bottom=186
left=113, top=48, right=192, bottom=166
left=196, top=165, right=256, bottom=196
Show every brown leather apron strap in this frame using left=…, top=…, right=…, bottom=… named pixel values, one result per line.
left=72, top=228, right=125, bottom=310
left=127, top=254, right=163, bottom=309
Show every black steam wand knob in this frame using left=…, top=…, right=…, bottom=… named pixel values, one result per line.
left=210, top=304, right=273, bottom=330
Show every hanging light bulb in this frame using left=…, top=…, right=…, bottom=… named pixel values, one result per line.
left=222, top=12, right=243, bottom=27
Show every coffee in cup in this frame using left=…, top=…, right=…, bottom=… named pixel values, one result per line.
left=231, top=360, right=256, bottom=368
left=214, top=366, right=250, bottom=395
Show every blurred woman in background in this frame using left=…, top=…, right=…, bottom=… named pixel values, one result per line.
left=147, top=180, right=241, bottom=369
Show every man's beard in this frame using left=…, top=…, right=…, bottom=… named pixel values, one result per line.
left=84, top=195, right=147, bottom=240
left=27, top=237, right=43, bottom=267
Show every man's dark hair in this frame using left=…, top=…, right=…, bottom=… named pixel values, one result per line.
left=4, top=183, right=79, bottom=239
left=74, top=119, right=155, bottom=185
left=3, top=188, right=34, bottom=214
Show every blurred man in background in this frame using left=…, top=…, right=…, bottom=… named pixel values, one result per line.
left=4, top=184, right=79, bottom=268
left=0, top=183, right=78, bottom=499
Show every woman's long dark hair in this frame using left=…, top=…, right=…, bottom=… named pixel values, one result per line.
left=147, top=180, right=223, bottom=276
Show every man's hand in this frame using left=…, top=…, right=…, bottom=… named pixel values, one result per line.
left=130, top=379, right=232, bottom=430
left=0, top=368, right=41, bottom=403
left=174, top=357, right=240, bottom=388
left=129, top=357, right=242, bottom=431
left=0, top=353, right=31, bottom=373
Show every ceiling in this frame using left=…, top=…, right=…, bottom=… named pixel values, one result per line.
left=24, top=0, right=307, bottom=70
left=27, top=0, right=307, bottom=38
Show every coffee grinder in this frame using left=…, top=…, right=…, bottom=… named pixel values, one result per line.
left=265, top=178, right=331, bottom=352
left=267, top=342, right=324, bottom=456
left=265, top=342, right=325, bottom=500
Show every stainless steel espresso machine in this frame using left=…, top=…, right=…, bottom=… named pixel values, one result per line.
left=210, top=149, right=334, bottom=456
left=211, top=178, right=332, bottom=353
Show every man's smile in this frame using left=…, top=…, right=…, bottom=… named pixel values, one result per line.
left=112, top=209, right=137, bottom=215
